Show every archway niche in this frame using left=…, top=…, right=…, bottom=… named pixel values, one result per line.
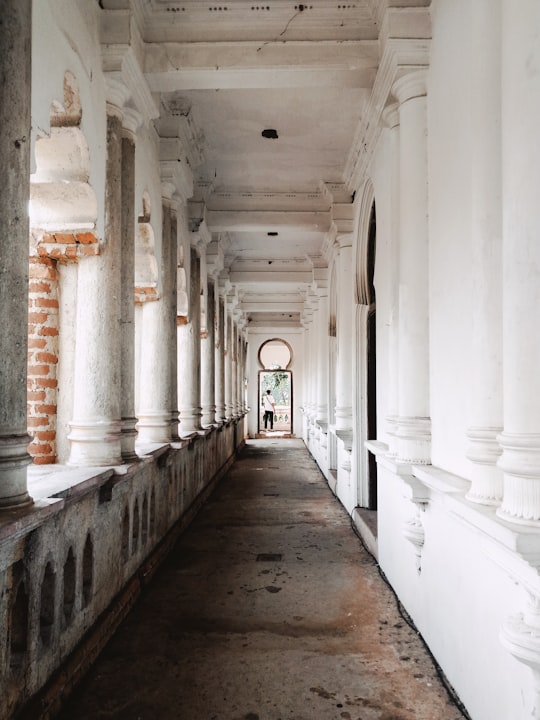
left=257, top=339, right=293, bottom=435
left=355, top=180, right=377, bottom=511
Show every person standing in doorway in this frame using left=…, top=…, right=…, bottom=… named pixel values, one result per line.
left=263, top=389, right=276, bottom=431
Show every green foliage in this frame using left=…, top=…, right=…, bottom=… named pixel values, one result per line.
left=262, top=371, right=290, bottom=405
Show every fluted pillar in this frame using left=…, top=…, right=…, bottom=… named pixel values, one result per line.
left=393, top=71, right=431, bottom=465
left=0, top=0, right=33, bottom=506
left=465, top=0, right=503, bottom=504
left=178, top=246, right=202, bottom=435
left=215, top=293, right=226, bottom=422
left=201, top=278, right=216, bottom=427
left=497, top=0, right=540, bottom=524
left=68, top=107, right=123, bottom=465
left=382, top=103, right=400, bottom=458
left=119, top=111, right=140, bottom=461
left=334, top=235, right=354, bottom=433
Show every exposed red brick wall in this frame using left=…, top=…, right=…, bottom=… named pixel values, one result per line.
left=27, top=231, right=100, bottom=464
left=28, top=257, right=59, bottom=464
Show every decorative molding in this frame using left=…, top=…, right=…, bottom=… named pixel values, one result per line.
left=344, top=6, right=431, bottom=189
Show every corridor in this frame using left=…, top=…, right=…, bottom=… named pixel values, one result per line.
left=55, top=440, right=465, bottom=720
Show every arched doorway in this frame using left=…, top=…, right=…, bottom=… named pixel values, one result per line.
left=355, top=186, right=377, bottom=510
left=257, top=339, right=293, bottom=436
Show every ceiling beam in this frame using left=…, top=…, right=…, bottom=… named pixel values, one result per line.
left=206, top=209, right=330, bottom=232
left=144, top=40, right=378, bottom=90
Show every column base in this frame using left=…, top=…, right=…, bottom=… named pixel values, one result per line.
left=136, top=412, right=172, bottom=445
left=179, top=406, right=203, bottom=436
left=396, top=416, right=431, bottom=464
left=497, top=432, right=540, bottom=526
left=466, top=426, right=503, bottom=505
left=120, top=416, right=139, bottom=462
left=0, top=433, right=33, bottom=509
left=68, top=420, right=123, bottom=466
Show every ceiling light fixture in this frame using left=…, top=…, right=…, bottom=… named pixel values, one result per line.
left=262, top=128, right=278, bottom=139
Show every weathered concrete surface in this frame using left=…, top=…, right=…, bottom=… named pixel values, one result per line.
left=56, top=440, right=466, bottom=720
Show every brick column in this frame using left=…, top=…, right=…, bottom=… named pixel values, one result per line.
left=28, top=258, right=59, bottom=464
left=0, top=0, right=33, bottom=506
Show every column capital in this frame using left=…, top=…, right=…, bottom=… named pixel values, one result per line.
left=122, top=106, right=142, bottom=140
left=105, top=76, right=131, bottom=118
left=392, top=69, right=428, bottom=106
left=382, top=101, right=400, bottom=129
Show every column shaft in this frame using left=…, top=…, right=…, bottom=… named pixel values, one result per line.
left=178, top=247, right=202, bottom=434
left=497, top=0, right=540, bottom=523
left=316, top=295, right=329, bottom=426
left=394, top=72, right=431, bottom=464
left=136, top=201, right=173, bottom=445
left=0, top=0, right=33, bottom=506
left=465, top=0, right=503, bottom=504
left=334, top=240, right=354, bottom=432
left=69, top=111, right=123, bottom=465
left=120, top=132, right=138, bottom=461
left=201, top=279, right=216, bottom=426
left=215, top=295, right=226, bottom=422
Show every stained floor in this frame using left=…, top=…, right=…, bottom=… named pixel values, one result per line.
left=57, top=439, right=467, bottom=720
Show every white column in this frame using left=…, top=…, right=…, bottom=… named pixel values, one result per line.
left=224, top=305, right=233, bottom=420
left=0, top=0, right=33, bottom=506
left=231, top=319, right=239, bottom=417
left=316, top=292, right=329, bottom=427
left=215, top=293, right=226, bottom=422
left=393, top=71, right=431, bottom=465
left=137, top=193, right=174, bottom=445
left=381, top=103, right=400, bottom=458
left=465, top=0, right=503, bottom=504
left=497, top=0, right=540, bottom=524
left=334, top=235, right=354, bottom=433
left=178, top=246, right=203, bottom=435
left=119, top=112, right=140, bottom=461
left=68, top=108, right=123, bottom=465
left=201, top=277, right=216, bottom=427
left=169, top=206, right=179, bottom=441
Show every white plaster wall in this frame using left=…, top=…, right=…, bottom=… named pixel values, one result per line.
left=377, top=463, right=532, bottom=720
left=32, top=0, right=107, bottom=240
left=246, top=328, right=304, bottom=438
left=427, top=0, right=474, bottom=479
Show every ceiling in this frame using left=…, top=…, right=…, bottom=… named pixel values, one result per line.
left=130, top=0, right=382, bottom=328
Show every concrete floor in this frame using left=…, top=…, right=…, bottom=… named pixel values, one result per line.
left=57, top=439, right=467, bottom=720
